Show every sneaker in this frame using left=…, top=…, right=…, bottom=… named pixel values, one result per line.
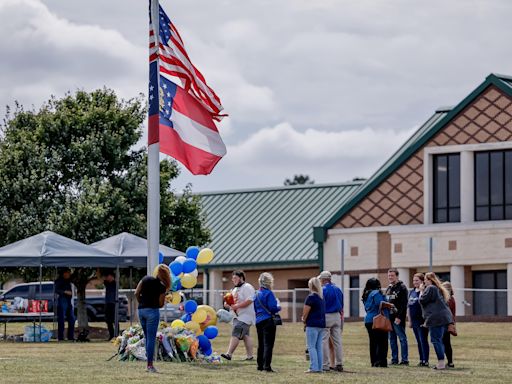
left=399, top=361, right=409, bottom=366
left=146, top=366, right=158, bottom=373
left=390, top=361, right=399, bottom=365
left=330, top=365, right=343, bottom=372
left=244, top=356, right=254, bottom=361
left=221, top=353, right=232, bottom=361
left=447, top=363, right=455, bottom=368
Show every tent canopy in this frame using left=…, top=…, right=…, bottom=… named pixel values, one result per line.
left=90, top=232, right=184, bottom=268
left=0, top=231, right=118, bottom=267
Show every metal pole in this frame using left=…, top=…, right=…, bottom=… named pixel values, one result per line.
left=114, top=266, right=120, bottom=337
left=429, top=237, right=433, bottom=272
left=39, top=264, right=42, bottom=341
left=340, top=239, right=345, bottom=292
left=292, top=289, right=297, bottom=323
left=147, top=0, right=161, bottom=276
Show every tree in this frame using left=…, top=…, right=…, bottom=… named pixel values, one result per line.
left=284, top=174, right=315, bottom=186
left=0, top=89, right=210, bottom=329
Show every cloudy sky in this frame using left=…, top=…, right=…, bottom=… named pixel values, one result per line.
left=1, top=0, right=512, bottom=192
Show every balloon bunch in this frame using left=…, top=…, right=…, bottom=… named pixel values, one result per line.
left=168, top=247, right=214, bottom=290
left=165, top=246, right=218, bottom=356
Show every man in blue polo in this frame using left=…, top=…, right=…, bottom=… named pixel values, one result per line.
left=319, top=270, right=344, bottom=372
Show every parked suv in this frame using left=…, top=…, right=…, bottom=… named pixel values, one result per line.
left=0, top=281, right=128, bottom=322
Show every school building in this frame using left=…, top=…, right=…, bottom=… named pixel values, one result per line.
left=316, top=73, right=512, bottom=319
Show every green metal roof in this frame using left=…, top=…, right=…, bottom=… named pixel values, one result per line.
left=321, top=73, right=512, bottom=231
left=199, top=182, right=363, bottom=267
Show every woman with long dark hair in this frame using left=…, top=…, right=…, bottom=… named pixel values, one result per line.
left=135, top=264, right=171, bottom=373
left=419, top=272, right=453, bottom=370
left=408, top=273, right=430, bottom=366
left=362, top=278, right=393, bottom=368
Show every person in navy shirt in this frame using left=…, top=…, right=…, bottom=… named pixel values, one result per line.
left=253, top=272, right=281, bottom=372
left=362, top=278, right=393, bottom=368
left=302, top=277, right=326, bottom=373
left=319, top=270, right=344, bottom=372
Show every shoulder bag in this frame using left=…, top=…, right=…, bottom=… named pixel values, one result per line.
left=447, top=323, right=457, bottom=336
left=256, top=291, right=282, bottom=326
left=372, top=301, right=393, bottom=332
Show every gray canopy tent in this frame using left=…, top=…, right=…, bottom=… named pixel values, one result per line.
left=0, top=231, right=120, bottom=339
left=0, top=231, right=118, bottom=268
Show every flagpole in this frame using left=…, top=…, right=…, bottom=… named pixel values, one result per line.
left=147, top=0, right=161, bottom=276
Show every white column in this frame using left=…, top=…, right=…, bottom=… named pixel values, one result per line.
left=460, top=151, right=474, bottom=223
left=208, top=269, right=223, bottom=309
left=343, top=275, right=350, bottom=319
left=397, top=268, right=410, bottom=288
left=508, top=264, right=512, bottom=316
left=450, top=265, right=465, bottom=316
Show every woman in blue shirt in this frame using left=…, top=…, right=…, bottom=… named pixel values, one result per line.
left=408, top=273, right=429, bottom=366
left=362, top=278, right=393, bottom=368
left=254, top=272, right=281, bottom=372
left=302, top=277, right=326, bottom=373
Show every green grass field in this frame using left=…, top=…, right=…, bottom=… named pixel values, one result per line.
left=0, top=322, right=511, bottom=384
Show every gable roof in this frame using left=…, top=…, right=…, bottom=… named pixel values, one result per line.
left=320, top=73, right=512, bottom=231
left=199, top=182, right=362, bottom=268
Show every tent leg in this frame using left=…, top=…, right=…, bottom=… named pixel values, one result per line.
left=38, top=264, right=42, bottom=341
left=129, top=267, right=133, bottom=327
left=114, top=266, right=120, bottom=337
left=52, top=267, right=57, bottom=338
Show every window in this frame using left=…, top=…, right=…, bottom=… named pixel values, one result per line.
left=349, top=276, right=359, bottom=317
left=473, top=270, right=507, bottom=315
left=475, top=150, right=512, bottom=221
left=3, top=284, right=30, bottom=299
left=433, top=154, right=460, bottom=223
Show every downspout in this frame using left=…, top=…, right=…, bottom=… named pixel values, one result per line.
left=313, top=227, right=327, bottom=272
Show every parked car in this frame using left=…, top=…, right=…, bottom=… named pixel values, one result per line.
left=0, top=281, right=128, bottom=322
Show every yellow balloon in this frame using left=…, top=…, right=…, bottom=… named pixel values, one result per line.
left=170, top=291, right=182, bottom=305
left=185, top=320, right=201, bottom=334
left=192, top=309, right=207, bottom=324
left=197, top=248, right=214, bottom=265
left=197, top=305, right=217, bottom=329
left=181, top=273, right=197, bottom=289
left=171, top=319, right=185, bottom=329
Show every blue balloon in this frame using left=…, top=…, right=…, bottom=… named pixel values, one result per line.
left=182, top=258, right=197, bottom=274
left=176, top=280, right=182, bottom=290
left=180, top=313, right=191, bottom=322
left=197, top=335, right=211, bottom=351
left=204, top=347, right=213, bottom=356
left=203, top=326, right=218, bottom=340
left=184, top=299, right=198, bottom=314
left=185, top=246, right=200, bottom=260
left=169, top=261, right=183, bottom=276
left=158, top=251, right=164, bottom=264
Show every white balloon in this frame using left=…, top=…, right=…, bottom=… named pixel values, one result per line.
left=175, top=256, right=187, bottom=264
left=191, top=269, right=198, bottom=277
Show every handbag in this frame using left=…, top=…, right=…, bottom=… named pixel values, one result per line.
left=372, top=302, right=393, bottom=332
left=447, top=323, right=457, bottom=336
left=256, top=291, right=282, bottom=326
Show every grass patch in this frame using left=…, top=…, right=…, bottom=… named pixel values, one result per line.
left=0, top=322, right=511, bottom=383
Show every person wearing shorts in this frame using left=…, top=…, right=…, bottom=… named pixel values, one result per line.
left=221, top=270, right=256, bottom=361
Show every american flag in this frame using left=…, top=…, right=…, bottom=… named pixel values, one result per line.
left=148, top=1, right=226, bottom=175
left=149, top=4, right=226, bottom=121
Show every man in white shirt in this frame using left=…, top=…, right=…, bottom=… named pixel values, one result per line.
left=221, top=270, right=256, bottom=361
